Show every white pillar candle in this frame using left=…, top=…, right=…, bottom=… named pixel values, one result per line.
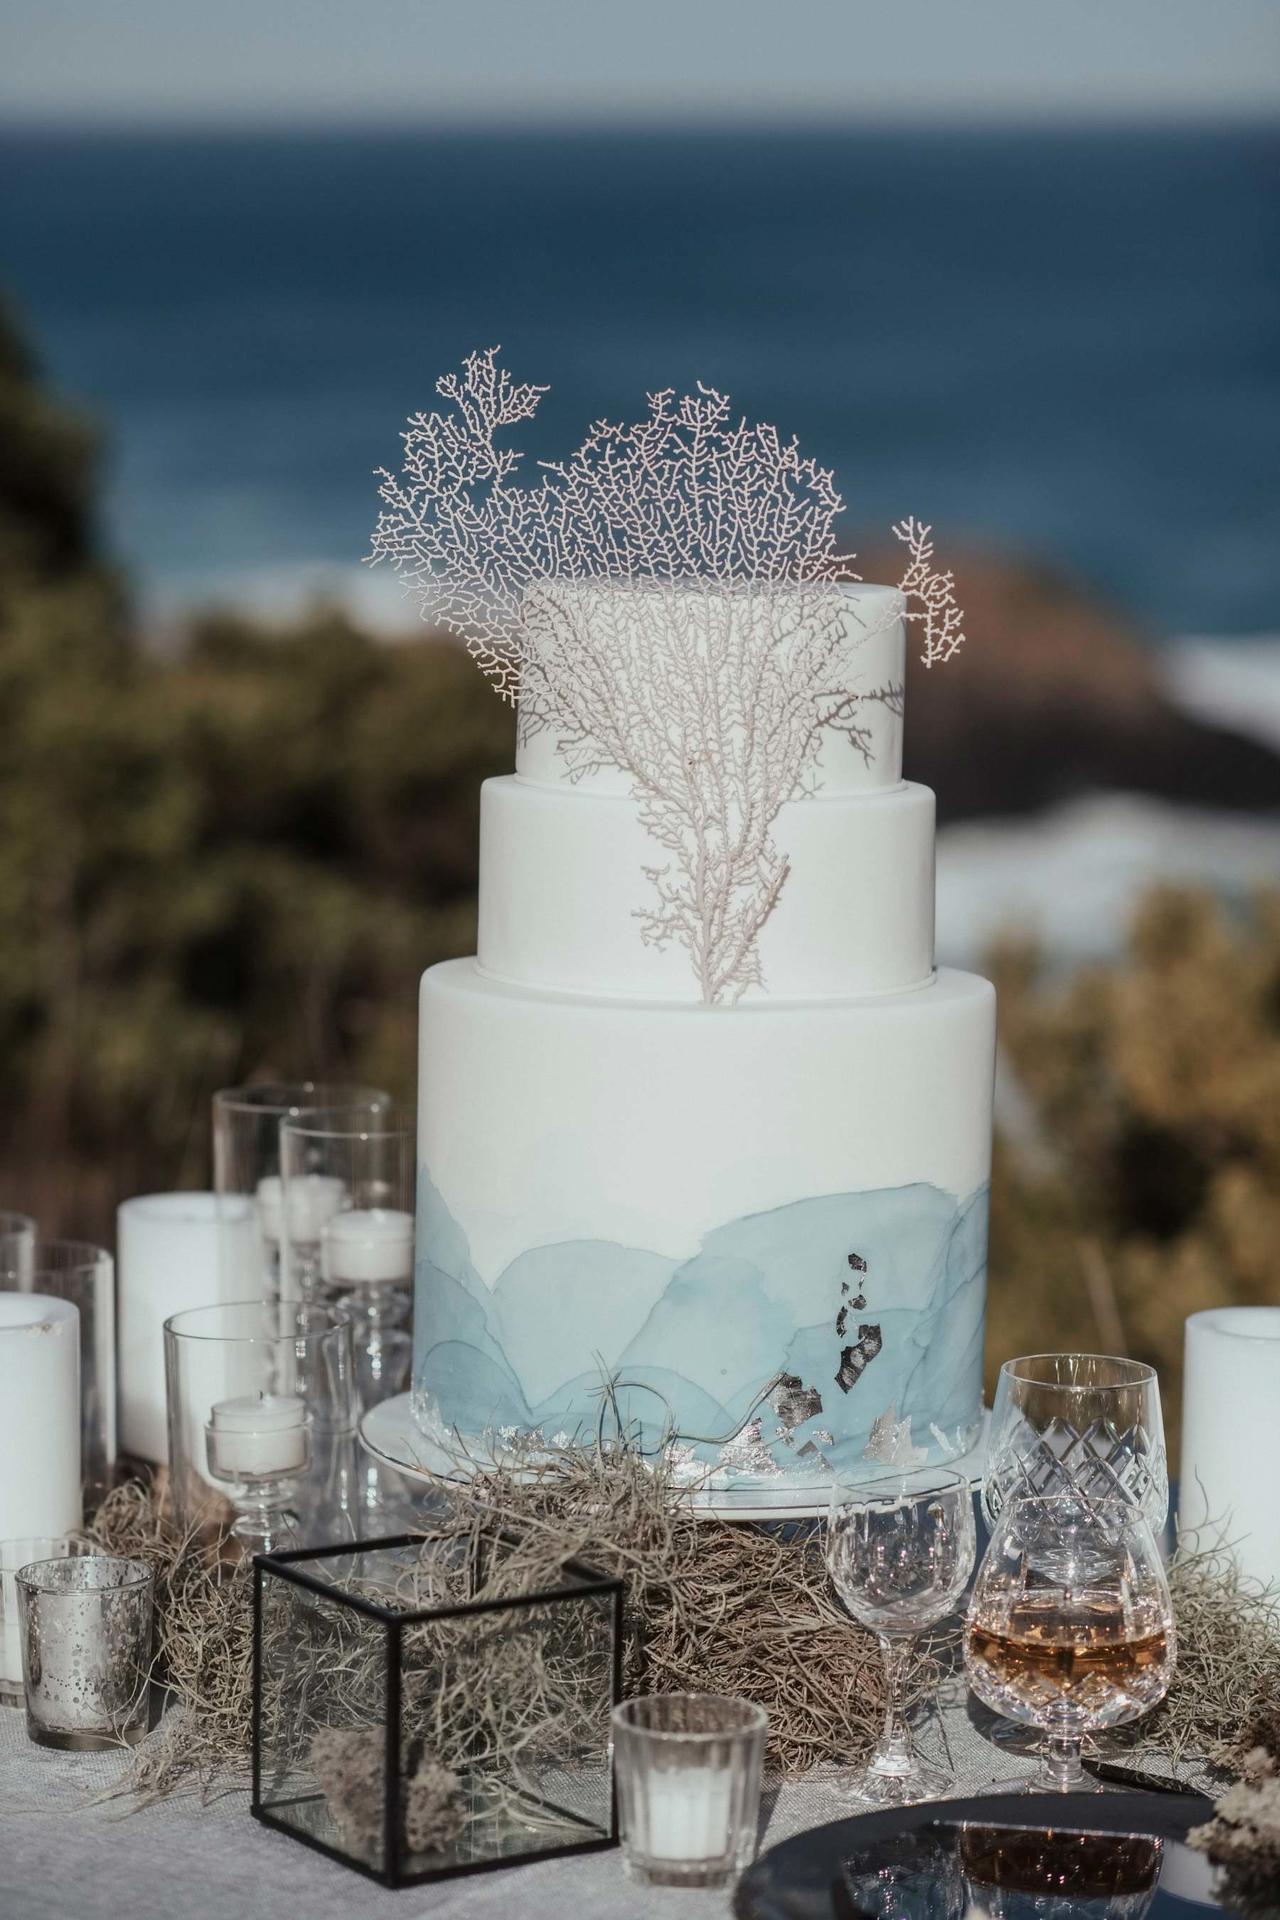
left=208, top=1393, right=308, bottom=1478
left=642, top=1769, right=735, bottom=1861
left=256, top=1175, right=346, bottom=1246
left=322, top=1209, right=414, bottom=1286
left=0, top=1295, right=80, bottom=1542
left=117, top=1193, right=257, bottom=1464
left=1180, top=1307, right=1280, bottom=1587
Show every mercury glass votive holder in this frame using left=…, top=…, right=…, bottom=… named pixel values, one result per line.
left=16, top=1553, right=154, bottom=1751
left=612, top=1693, right=767, bottom=1889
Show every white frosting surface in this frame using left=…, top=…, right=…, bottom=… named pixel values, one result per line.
left=478, top=775, right=936, bottom=1001
left=418, top=959, right=995, bottom=1284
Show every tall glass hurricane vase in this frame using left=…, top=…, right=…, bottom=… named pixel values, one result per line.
left=826, top=1468, right=976, bottom=1805
left=983, top=1355, right=1168, bottom=1537
left=212, top=1083, right=391, bottom=1301
left=280, top=1109, right=416, bottom=1532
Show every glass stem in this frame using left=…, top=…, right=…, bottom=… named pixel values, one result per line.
left=873, top=1633, right=914, bottom=1774
left=1043, top=1729, right=1086, bottom=1791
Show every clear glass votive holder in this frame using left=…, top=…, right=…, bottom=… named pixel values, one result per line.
left=16, top=1553, right=154, bottom=1751
left=164, top=1300, right=356, bottom=1557
left=612, top=1693, right=767, bottom=1889
left=0, top=1538, right=77, bottom=1707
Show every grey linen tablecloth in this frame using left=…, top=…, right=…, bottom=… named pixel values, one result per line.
left=0, top=1682, right=1043, bottom=1920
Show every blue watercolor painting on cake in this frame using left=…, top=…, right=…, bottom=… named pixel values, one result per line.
left=412, top=1171, right=987, bottom=1481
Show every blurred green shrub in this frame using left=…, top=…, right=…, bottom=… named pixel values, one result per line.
left=987, top=888, right=1280, bottom=1448
left=0, top=300, right=511, bottom=1227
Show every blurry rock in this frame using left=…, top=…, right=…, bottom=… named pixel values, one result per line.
left=856, top=548, right=1280, bottom=821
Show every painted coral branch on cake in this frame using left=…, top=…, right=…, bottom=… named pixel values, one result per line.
left=370, top=349, right=964, bottom=1002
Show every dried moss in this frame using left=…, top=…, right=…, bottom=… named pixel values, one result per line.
left=89, top=1448, right=926, bottom=1805
left=1118, top=1542, right=1280, bottom=1780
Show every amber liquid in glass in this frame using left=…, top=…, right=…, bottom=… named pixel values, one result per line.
left=966, top=1594, right=1171, bottom=1723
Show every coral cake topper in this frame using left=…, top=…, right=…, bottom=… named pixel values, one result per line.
left=371, top=349, right=964, bottom=1002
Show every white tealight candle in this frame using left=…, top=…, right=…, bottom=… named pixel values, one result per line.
left=208, top=1392, right=308, bottom=1479
left=643, top=1768, right=735, bottom=1862
left=322, top=1209, right=414, bottom=1286
left=1181, top=1307, right=1280, bottom=1587
left=256, top=1175, right=346, bottom=1246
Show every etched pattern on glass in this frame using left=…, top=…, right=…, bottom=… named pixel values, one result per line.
left=982, top=1357, right=1169, bottom=1539
left=986, top=1416, right=1169, bottom=1527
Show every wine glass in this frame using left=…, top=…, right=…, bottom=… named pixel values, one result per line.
left=984, top=1354, right=1167, bottom=1537
left=964, top=1489, right=1176, bottom=1795
left=826, top=1468, right=976, bottom=1805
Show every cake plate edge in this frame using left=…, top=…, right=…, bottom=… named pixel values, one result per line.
left=359, top=1396, right=988, bottom=1521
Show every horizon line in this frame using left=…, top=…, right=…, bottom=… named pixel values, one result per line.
left=3, top=103, right=1279, bottom=139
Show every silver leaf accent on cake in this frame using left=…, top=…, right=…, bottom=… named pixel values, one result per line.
left=865, top=1404, right=929, bottom=1468
left=771, top=1372, right=824, bottom=1432
left=835, top=1324, right=883, bottom=1394
left=717, top=1416, right=783, bottom=1480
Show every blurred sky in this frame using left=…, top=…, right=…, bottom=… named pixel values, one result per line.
left=4, top=0, right=1279, bottom=127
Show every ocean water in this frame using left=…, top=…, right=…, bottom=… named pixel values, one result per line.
left=1, top=123, right=1277, bottom=636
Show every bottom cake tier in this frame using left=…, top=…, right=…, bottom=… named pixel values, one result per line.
left=413, top=960, right=996, bottom=1487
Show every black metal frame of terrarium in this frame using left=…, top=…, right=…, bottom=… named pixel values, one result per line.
left=251, top=1532, right=624, bottom=1889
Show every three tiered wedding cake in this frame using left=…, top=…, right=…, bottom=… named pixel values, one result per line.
left=372, top=354, right=995, bottom=1503
left=410, top=583, right=995, bottom=1494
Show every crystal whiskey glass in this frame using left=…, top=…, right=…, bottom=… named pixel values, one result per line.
left=964, top=1490, right=1176, bottom=1793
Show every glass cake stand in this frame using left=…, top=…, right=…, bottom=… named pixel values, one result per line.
left=358, top=1394, right=989, bottom=1521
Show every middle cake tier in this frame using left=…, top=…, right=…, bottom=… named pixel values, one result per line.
left=477, top=774, right=937, bottom=1001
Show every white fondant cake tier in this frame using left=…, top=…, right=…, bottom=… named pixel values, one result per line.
left=478, top=776, right=936, bottom=1001
left=413, top=961, right=995, bottom=1484
left=515, top=581, right=906, bottom=795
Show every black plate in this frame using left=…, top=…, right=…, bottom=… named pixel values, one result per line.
left=734, top=1789, right=1217, bottom=1920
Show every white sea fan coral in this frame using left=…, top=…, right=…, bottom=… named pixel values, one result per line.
left=370, top=349, right=964, bottom=1002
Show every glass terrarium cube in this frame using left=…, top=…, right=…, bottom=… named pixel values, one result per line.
left=252, top=1532, right=622, bottom=1887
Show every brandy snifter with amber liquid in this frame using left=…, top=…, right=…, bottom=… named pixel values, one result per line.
left=964, top=1490, right=1175, bottom=1793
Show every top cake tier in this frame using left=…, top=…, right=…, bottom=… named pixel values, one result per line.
left=514, top=580, right=906, bottom=794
